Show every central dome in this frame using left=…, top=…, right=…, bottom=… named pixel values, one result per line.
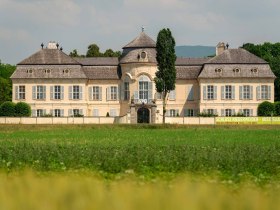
left=120, top=32, right=157, bottom=64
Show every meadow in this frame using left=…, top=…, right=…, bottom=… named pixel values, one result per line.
left=0, top=124, right=280, bottom=210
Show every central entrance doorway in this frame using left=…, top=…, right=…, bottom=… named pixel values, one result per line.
left=137, top=107, right=150, bottom=123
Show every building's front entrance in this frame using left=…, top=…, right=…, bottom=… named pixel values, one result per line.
left=137, top=107, right=150, bottom=123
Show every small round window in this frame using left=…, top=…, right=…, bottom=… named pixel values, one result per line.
left=251, top=68, right=258, bottom=73
left=63, top=69, right=69, bottom=74
left=215, top=68, right=222, bottom=73
left=141, top=51, right=147, bottom=59
left=233, top=68, right=240, bottom=73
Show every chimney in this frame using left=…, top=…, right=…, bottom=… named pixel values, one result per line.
left=47, top=41, right=58, bottom=49
left=216, top=42, right=226, bottom=56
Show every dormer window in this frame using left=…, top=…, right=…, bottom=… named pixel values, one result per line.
left=141, top=51, right=147, bottom=59
left=251, top=68, right=258, bottom=73
left=215, top=68, right=222, bottom=73
left=233, top=68, right=240, bottom=73
left=45, top=69, right=51, bottom=74
left=26, top=69, right=33, bottom=74
left=63, top=69, right=70, bottom=74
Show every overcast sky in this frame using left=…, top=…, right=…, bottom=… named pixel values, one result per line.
left=0, top=0, right=279, bottom=64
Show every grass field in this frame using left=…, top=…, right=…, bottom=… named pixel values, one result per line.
left=0, top=124, right=280, bottom=210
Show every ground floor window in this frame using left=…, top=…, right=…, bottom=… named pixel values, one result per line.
left=225, top=109, right=232, bottom=117
left=207, top=109, right=214, bottom=115
left=54, top=109, right=63, bottom=117
left=36, top=109, right=44, bottom=117
left=184, top=109, right=194, bottom=117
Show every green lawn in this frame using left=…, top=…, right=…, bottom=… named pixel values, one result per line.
left=0, top=125, right=280, bottom=183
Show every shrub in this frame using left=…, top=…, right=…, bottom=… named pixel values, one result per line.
left=257, top=101, right=275, bottom=116
left=198, top=112, right=217, bottom=117
left=15, top=102, right=31, bottom=117
left=274, top=102, right=280, bottom=116
left=0, top=101, right=16, bottom=116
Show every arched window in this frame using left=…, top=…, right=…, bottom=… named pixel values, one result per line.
left=124, top=76, right=130, bottom=100
left=138, top=75, right=152, bottom=102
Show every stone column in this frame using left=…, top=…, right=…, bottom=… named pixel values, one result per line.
left=130, top=104, right=136, bottom=124
left=151, top=104, right=157, bottom=124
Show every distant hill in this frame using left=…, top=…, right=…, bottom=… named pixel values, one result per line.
left=175, top=46, right=215, bottom=58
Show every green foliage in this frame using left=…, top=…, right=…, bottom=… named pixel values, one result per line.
left=257, top=101, right=275, bottom=116
left=155, top=28, right=177, bottom=123
left=0, top=63, right=16, bottom=104
left=103, top=49, right=121, bottom=57
left=0, top=125, right=280, bottom=182
left=86, top=44, right=101, bottom=57
left=0, top=101, right=16, bottom=116
left=14, top=102, right=31, bottom=117
left=274, top=102, right=280, bottom=116
left=242, top=42, right=280, bottom=101
left=70, top=44, right=121, bottom=58
left=198, top=112, right=218, bottom=117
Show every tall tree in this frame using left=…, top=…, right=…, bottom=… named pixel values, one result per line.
left=155, top=28, right=177, bottom=123
left=69, top=49, right=79, bottom=57
left=86, top=44, right=101, bottom=57
left=0, top=63, right=16, bottom=104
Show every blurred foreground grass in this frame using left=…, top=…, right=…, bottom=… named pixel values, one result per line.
left=0, top=171, right=280, bottom=210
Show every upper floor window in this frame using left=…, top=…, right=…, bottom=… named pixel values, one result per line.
left=51, top=85, right=64, bottom=100
left=169, top=90, right=176, bottom=100
left=240, top=85, right=253, bottom=100
left=257, top=85, right=271, bottom=100
left=222, top=85, right=235, bottom=100
left=124, top=82, right=130, bottom=100
left=32, top=85, right=46, bottom=100
left=69, top=86, right=83, bottom=100
left=15, top=85, right=26, bottom=100
left=89, top=86, right=102, bottom=101
left=106, top=86, right=118, bottom=101
left=187, top=85, right=194, bottom=101
left=203, top=85, right=217, bottom=100
left=137, top=75, right=152, bottom=102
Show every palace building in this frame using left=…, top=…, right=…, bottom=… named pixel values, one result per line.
left=11, top=31, right=276, bottom=123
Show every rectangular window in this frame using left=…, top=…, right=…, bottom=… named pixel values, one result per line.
left=139, top=82, right=148, bottom=100
left=73, top=109, right=80, bottom=117
left=225, top=109, right=232, bottom=117
left=243, top=109, right=250, bottom=117
left=36, top=86, right=45, bottom=100
left=54, top=86, right=61, bottom=100
left=73, top=86, right=80, bottom=100
left=93, top=109, right=99, bottom=117
left=92, top=86, right=100, bottom=100
left=36, top=109, right=44, bottom=117
left=207, top=85, right=214, bottom=99
left=124, top=82, right=130, bottom=100
left=111, top=86, right=117, bottom=100
left=185, top=109, right=194, bottom=117
left=261, top=85, right=269, bottom=99
left=225, top=85, right=232, bottom=99
left=207, top=109, right=214, bottom=115
left=19, top=86, right=25, bottom=99
left=54, top=109, right=61, bottom=117
left=170, top=109, right=176, bottom=117
left=169, top=90, right=176, bottom=100
left=243, top=85, right=251, bottom=99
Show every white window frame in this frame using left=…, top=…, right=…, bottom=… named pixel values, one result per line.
left=92, top=86, right=100, bottom=100
left=18, top=85, right=25, bottom=100
left=225, top=85, right=232, bottom=99
left=54, top=85, right=62, bottom=100
left=73, top=85, right=80, bottom=100
left=225, top=109, right=232, bottom=117
left=243, top=85, right=251, bottom=100
left=36, top=109, right=44, bottom=117
left=54, top=109, right=61, bottom=117
left=207, top=85, right=214, bottom=100
left=261, top=85, right=269, bottom=100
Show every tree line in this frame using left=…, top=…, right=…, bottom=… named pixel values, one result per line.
left=69, top=44, right=121, bottom=58
left=0, top=61, right=15, bottom=104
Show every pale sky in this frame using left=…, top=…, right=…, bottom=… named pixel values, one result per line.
left=0, top=0, right=279, bottom=64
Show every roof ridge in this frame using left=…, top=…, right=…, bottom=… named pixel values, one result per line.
left=123, top=32, right=156, bottom=49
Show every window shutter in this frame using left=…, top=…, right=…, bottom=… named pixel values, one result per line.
left=203, top=109, right=206, bottom=113
left=32, top=86, right=36, bottom=100
left=79, top=109, right=83, bottom=116
left=256, top=86, right=260, bottom=100
left=232, top=109, right=235, bottom=115
left=166, top=110, right=170, bottom=117
left=134, top=91, right=139, bottom=100
left=221, top=109, right=225, bottom=117
left=268, top=86, right=271, bottom=100
left=116, top=86, right=119, bottom=100
left=69, top=86, right=73, bottom=100
left=15, top=86, right=19, bottom=100
left=239, top=86, right=243, bottom=100
left=203, top=86, right=207, bottom=100
left=232, top=86, right=235, bottom=100
left=50, top=86, right=54, bottom=100
left=250, top=109, right=253, bottom=116
left=250, top=86, right=253, bottom=100
left=214, top=109, right=218, bottom=115
left=61, top=109, right=64, bottom=117
left=89, top=87, right=93, bottom=101
left=189, top=86, right=194, bottom=100
left=214, top=86, right=217, bottom=100
left=93, top=109, right=99, bottom=117
left=194, top=109, right=198, bottom=116
left=184, top=109, right=188, bottom=117
left=120, top=83, right=124, bottom=101
left=221, top=86, right=225, bottom=100
left=61, top=86, right=64, bottom=100
left=50, top=109, right=53, bottom=117
left=43, top=109, right=46, bottom=116
left=106, top=87, right=110, bottom=101
left=148, top=82, right=153, bottom=100
left=239, top=109, right=243, bottom=115
left=68, top=109, right=73, bottom=117
left=79, top=86, right=83, bottom=100
left=43, top=86, right=46, bottom=100
left=32, top=110, right=36, bottom=117
left=99, top=87, right=102, bottom=101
